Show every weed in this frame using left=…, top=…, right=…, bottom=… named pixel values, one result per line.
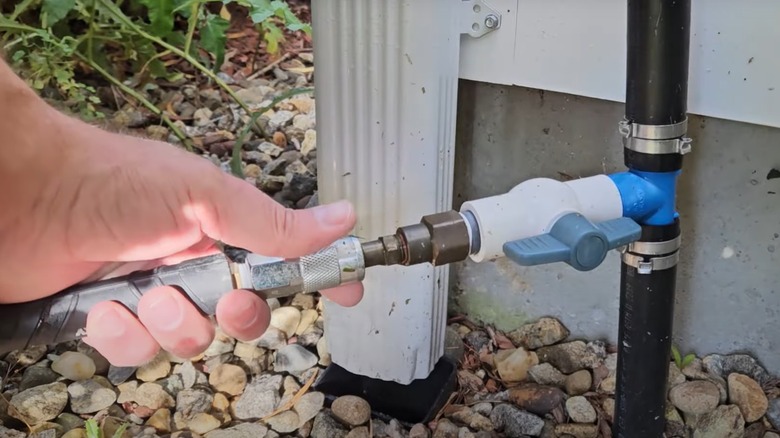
left=671, top=344, right=696, bottom=369
left=0, top=0, right=309, bottom=143
left=84, top=418, right=128, bottom=438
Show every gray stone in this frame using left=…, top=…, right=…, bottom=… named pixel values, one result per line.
left=268, top=110, right=296, bottom=130
left=692, top=404, right=745, bottom=438
left=669, top=380, right=721, bottom=414
left=409, top=423, right=431, bottom=438
left=294, top=391, right=325, bottom=427
left=0, top=425, right=26, bottom=438
left=385, top=419, right=406, bottom=438
left=508, top=317, right=570, bottom=349
left=298, top=326, right=324, bottom=347
left=274, top=344, right=318, bottom=374
left=232, top=374, right=282, bottom=420
left=472, top=402, right=493, bottom=417
left=447, top=406, right=493, bottom=431
left=9, top=382, right=68, bottom=424
left=235, top=86, right=275, bottom=105
left=203, top=422, right=269, bottom=438
left=176, top=388, right=214, bottom=418
left=332, top=395, right=371, bottom=426
left=158, top=374, right=185, bottom=397
left=107, top=365, right=137, bottom=385
left=67, top=379, right=117, bottom=414
left=266, top=410, right=300, bottom=434
left=565, top=396, right=596, bottom=423
left=489, top=404, right=545, bottom=437
left=535, top=341, right=603, bottom=374
left=258, top=141, right=284, bottom=158
left=346, top=426, right=370, bottom=438
left=264, top=157, right=289, bottom=176
left=19, top=366, right=59, bottom=391
left=703, top=354, right=773, bottom=386
left=433, top=419, right=459, bottom=438
left=444, top=326, right=466, bottom=363
left=464, top=331, right=491, bottom=353
left=528, top=363, right=566, bottom=387
left=193, top=108, right=213, bottom=127
left=310, top=411, right=348, bottom=438
left=284, top=174, right=317, bottom=203
left=55, top=412, right=85, bottom=430
left=767, top=397, right=780, bottom=429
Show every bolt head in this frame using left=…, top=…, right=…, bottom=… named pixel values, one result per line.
left=484, top=14, right=498, bottom=29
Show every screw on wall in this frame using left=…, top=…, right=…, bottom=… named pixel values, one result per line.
left=484, top=14, right=499, bottom=29
left=460, top=0, right=502, bottom=38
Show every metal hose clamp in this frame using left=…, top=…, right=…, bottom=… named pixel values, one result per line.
left=620, top=235, right=681, bottom=274
left=619, top=118, right=692, bottom=155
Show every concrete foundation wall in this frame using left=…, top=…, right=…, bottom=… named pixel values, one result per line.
left=451, top=79, right=780, bottom=373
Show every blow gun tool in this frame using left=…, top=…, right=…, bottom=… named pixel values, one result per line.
left=0, top=211, right=477, bottom=355
left=1, top=190, right=640, bottom=356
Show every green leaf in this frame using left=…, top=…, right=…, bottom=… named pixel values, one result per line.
left=262, top=21, right=283, bottom=54
left=200, top=13, right=230, bottom=71
left=682, top=353, right=696, bottom=368
left=111, top=422, right=129, bottom=438
left=671, top=345, right=681, bottom=367
left=84, top=419, right=101, bottom=438
left=140, top=0, right=176, bottom=36
left=41, top=0, right=76, bottom=28
left=247, top=0, right=275, bottom=23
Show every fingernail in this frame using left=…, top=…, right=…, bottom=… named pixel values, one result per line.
left=313, top=200, right=352, bottom=227
left=145, top=291, right=183, bottom=332
left=231, top=298, right=259, bottom=330
left=91, top=308, right=126, bottom=339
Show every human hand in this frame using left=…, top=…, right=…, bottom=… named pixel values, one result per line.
left=0, top=115, right=363, bottom=366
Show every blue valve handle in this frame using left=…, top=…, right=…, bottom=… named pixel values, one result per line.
left=502, top=213, right=642, bottom=271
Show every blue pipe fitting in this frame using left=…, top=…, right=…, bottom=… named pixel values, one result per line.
left=608, top=170, right=680, bottom=226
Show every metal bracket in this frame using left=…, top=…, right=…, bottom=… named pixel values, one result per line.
left=619, top=118, right=693, bottom=156
left=460, top=0, right=501, bottom=38
left=627, top=236, right=681, bottom=256
left=621, top=252, right=679, bottom=274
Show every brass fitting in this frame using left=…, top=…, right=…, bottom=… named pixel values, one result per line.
left=360, top=210, right=473, bottom=268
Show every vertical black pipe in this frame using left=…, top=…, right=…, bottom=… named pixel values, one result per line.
left=614, top=222, right=680, bottom=437
left=614, top=0, right=691, bottom=437
left=625, top=0, right=691, bottom=127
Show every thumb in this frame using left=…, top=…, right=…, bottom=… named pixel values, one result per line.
left=196, top=172, right=357, bottom=258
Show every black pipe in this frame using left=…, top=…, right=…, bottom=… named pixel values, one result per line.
left=614, top=0, right=691, bottom=436
left=625, top=0, right=691, bottom=127
left=624, top=0, right=691, bottom=174
left=613, top=221, right=680, bottom=437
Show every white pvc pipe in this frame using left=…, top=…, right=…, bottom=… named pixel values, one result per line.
left=460, top=175, right=624, bottom=262
left=311, top=0, right=460, bottom=384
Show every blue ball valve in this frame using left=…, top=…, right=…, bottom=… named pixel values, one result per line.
left=502, top=213, right=642, bottom=271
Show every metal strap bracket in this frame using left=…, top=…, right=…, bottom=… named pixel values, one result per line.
left=627, top=236, right=681, bottom=256
left=622, top=252, right=679, bottom=274
left=460, top=0, right=501, bottom=38
left=619, top=118, right=693, bottom=155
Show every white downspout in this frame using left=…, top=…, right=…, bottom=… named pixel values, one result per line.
left=310, top=0, right=461, bottom=384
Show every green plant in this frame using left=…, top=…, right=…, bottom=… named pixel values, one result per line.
left=671, top=344, right=695, bottom=369
left=0, top=0, right=310, bottom=144
left=84, top=418, right=128, bottom=438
